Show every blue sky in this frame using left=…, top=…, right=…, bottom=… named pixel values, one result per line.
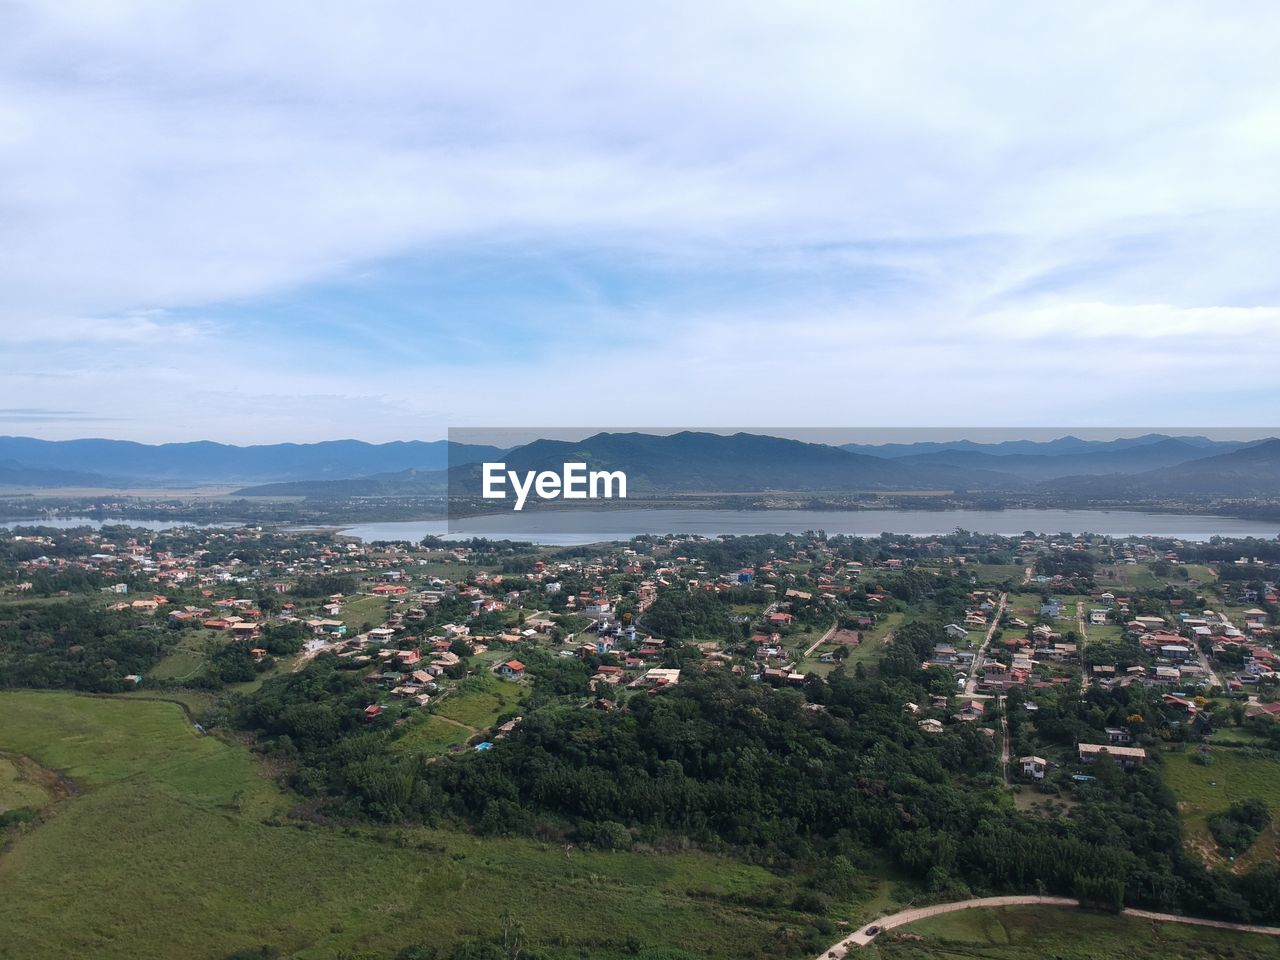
left=3, top=1, right=1280, bottom=442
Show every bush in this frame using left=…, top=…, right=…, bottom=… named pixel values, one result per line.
left=1209, top=799, right=1271, bottom=856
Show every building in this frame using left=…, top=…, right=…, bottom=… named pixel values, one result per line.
left=499, top=660, right=526, bottom=680
left=1019, top=756, right=1048, bottom=780
left=1077, top=743, right=1146, bottom=768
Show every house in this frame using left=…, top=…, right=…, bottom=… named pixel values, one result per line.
left=944, top=624, right=968, bottom=641
left=1089, top=609, right=1109, bottom=625
left=1078, top=743, right=1146, bottom=767
left=1245, top=701, right=1280, bottom=721
left=1019, top=756, right=1048, bottom=780
left=918, top=718, right=944, bottom=734
left=1104, top=726, right=1133, bottom=746
left=641, top=667, right=681, bottom=688
left=499, top=660, right=526, bottom=680
left=362, top=704, right=383, bottom=721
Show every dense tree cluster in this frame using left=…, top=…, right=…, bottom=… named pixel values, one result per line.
left=642, top=590, right=739, bottom=642
left=1208, top=799, right=1271, bottom=857
left=0, top=601, right=170, bottom=691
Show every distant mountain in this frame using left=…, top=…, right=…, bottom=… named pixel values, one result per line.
left=444, top=431, right=1026, bottom=495
left=1042, top=438, right=1280, bottom=498
left=843, top=433, right=1246, bottom=460
left=889, top=437, right=1229, bottom=481
left=458, top=431, right=916, bottom=493
left=233, top=468, right=450, bottom=498
left=0, top=437, right=504, bottom=485
left=235, top=430, right=1031, bottom=499
left=0, top=459, right=116, bottom=488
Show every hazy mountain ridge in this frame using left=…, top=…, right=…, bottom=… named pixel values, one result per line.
left=8, top=432, right=1280, bottom=499
left=1041, top=438, right=1280, bottom=498
left=887, top=437, right=1237, bottom=480
left=0, top=437, right=504, bottom=485
left=0, top=459, right=116, bottom=488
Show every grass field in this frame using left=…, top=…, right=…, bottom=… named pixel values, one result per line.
left=392, top=675, right=529, bottom=755
left=0, top=753, right=54, bottom=814
left=877, top=904, right=1280, bottom=959
left=843, top=613, right=906, bottom=670
left=967, top=564, right=1026, bottom=584
left=1162, top=748, right=1280, bottom=867
left=340, top=594, right=392, bottom=631
left=434, top=675, right=526, bottom=728
left=0, top=690, right=836, bottom=960
left=390, top=713, right=476, bottom=754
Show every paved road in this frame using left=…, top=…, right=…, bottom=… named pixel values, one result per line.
left=964, top=593, right=1007, bottom=696
left=814, top=896, right=1280, bottom=956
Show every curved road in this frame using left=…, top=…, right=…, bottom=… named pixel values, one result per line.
left=814, top=895, right=1280, bottom=957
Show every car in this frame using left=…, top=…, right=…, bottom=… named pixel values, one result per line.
left=864, top=925, right=881, bottom=936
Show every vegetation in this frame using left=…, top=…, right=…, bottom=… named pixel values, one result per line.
left=0, top=600, right=171, bottom=691
left=0, top=691, right=874, bottom=960
left=885, top=904, right=1280, bottom=959
left=1209, top=799, right=1272, bottom=857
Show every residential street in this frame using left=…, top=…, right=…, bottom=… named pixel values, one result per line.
left=963, top=592, right=1007, bottom=696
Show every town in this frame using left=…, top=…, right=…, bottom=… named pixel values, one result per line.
left=5, top=519, right=1280, bottom=959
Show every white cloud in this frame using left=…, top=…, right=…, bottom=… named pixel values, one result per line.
left=978, top=302, right=1280, bottom=340
left=3, top=1, right=1280, bottom=439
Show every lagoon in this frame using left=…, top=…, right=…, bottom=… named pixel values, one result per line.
left=335, top=507, right=1280, bottom=546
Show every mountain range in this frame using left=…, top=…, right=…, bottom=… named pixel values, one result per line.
left=0, top=437, right=503, bottom=486
left=1, top=432, right=1277, bottom=499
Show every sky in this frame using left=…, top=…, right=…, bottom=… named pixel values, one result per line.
left=3, top=1, right=1280, bottom=443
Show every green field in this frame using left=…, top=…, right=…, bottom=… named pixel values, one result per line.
left=340, top=594, right=392, bottom=630
left=392, top=675, right=529, bottom=755
left=434, top=675, right=526, bottom=728
left=843, top=612, right=906, bottom=670
left=1162, top=748, right=1280, bottom=867
left=0, top=753, right=53, bottom=813
left=148, top=648, right=206, bottom=680
left=0, top=690, right=832, bottom=960
left=878, top=904, right=1280, bottom=959
left=967, top=564, right=1026, bottom=584
left=390, top=713, right=476, bottom=754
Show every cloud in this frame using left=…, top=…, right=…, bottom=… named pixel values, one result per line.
left=2, top=1, right=1280, bottom=439
left=978, top=302, right=1280, bottom=340
left=0, top=408, right=124, bottom=422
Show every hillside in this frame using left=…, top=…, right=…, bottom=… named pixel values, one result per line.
left=448, top=431, right=1027, bottom=495
left=1043, top=438, right=1280, bottom=497
left=0, top=459, right=116, bottom=488
left=0, top=437, right=503, bottom=486
left=890, top=437, right=1226, bottom=480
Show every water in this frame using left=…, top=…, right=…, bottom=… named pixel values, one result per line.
left=6, top=509, right=1275, bottom=545
left=0, top=516, right=238, bottom=532
left=333, top=508, right=1280, bottom=545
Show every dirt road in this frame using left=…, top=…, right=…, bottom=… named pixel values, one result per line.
left=803, top=621, right=839, bottom=658
left=964, top=592, right=1007, bottom=696
left=813, top=895, right=1280, bottom=956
